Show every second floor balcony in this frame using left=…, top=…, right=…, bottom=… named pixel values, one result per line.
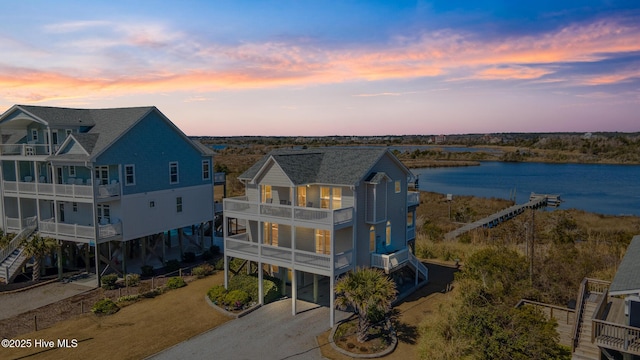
left=3, top=180, right=120, bottom=200
left=38, top=218, right=122, bottom=243
left=224, top=196, right=354, bottom=228
left=0, top=144, right=50, bottom=157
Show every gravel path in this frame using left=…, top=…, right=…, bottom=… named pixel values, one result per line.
left=0, top=280, right=94, bottom=320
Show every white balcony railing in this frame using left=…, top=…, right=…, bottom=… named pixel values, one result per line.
left=407, top=191, right=420, bottom=207
left=38, top=219, right=122, bottom=241
left=371, top=248, right=410, bottom=273
left=224, top=197, right=354, bottom=227
left=2, top=180, right=119, bottom=199
left=0, top=144, right=50, bottom=156
left=224, top=236, right=353, bottom=274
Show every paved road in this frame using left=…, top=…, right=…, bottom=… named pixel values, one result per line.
left=151, top=299, right=350, bottom=360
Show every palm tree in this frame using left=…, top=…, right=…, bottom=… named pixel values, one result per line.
left=21, top=234, right=58, bottom=282
left=335, top=267, right=397, bottom=343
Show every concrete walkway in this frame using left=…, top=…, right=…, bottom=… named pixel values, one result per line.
left=151, top=299, right=350, bottom=360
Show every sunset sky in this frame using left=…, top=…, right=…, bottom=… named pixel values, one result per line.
left=1, top=1, right=639, bottom=136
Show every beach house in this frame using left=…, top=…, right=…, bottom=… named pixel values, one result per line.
left=222, top=147, right=428, bottom=326
left=0, top=105, right=217, bottom=284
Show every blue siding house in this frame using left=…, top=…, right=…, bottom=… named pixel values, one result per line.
left=0, top=105, right=216, bottom=284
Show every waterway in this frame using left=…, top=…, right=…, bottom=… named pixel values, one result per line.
left=412, top=161, right=640, bottom=216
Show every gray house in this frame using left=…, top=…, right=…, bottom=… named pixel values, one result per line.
left=222, top=147, right=427, bottom=326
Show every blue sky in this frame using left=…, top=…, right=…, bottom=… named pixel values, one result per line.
left=1, top=1, right=639, bottom=136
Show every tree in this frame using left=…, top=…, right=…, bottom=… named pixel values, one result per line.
left=21, top=234, right=58, bottom=282
left=335, top=267, right=397, bottom=343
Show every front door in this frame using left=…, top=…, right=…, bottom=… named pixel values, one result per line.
left=59, top=203, right=65, bottom=222
left=95, top=166, right=109, bottom=185
left=57, top=167, right=63, bottom=185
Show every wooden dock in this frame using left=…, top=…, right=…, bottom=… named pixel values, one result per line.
left=444, top=193, right=561, bottom=240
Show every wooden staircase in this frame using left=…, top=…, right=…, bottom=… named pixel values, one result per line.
left=573, top=294, right=601, bottom=359
left=0, top=217, right=38, bottom=284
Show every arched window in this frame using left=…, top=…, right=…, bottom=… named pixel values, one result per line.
left=369, top=226, right=375, bottom=252
left=386, top=221, right=391, bottom=246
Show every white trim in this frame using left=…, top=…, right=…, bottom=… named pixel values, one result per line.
left=169, top=161, right=179, bottom=184
left=124, top=164, right=136, bottom=186
left=202, top=160, right=211, bottom=181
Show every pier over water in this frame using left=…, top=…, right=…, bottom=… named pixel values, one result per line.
left=444, top=193, right=561, bottom=240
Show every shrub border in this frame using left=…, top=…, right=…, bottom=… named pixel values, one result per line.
left=204, top=294, right=262, bottom=319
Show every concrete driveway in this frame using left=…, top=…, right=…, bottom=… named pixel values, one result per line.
left=151, top=299, right=350, bottom=360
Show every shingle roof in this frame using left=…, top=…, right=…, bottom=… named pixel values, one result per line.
left=610, top=235, right=640, bottom=295
left=239, top=147, right=402, bottom=186
left=7, top=105, right=210, bottom=161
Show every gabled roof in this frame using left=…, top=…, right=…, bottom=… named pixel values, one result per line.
left=239, top=147, right=410, bottom=186
left=610, top=235, right=640, bottom=296
left=1, top=105, right=211, bottom=161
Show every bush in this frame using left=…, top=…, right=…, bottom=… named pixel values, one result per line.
left=141, top=288, right=162, bottom=298
left=116, top=294, right=140, bottom=304
left=192, top=263, right=215, bottom=278
left=201, top=249, right=213, bottom=261
left=141, top=265, right=154, bottom=277
left=207, top=284, right=227, bottom=304
left=92, top=298, right=119, bottom=315
left=224, top=289, right=250, bottom=309
left=214, top=258, right=225, bottom=270
left=125, top=273, right=140, bottom=287
left=228, top=274, right=281, bottom=304
left=165, top=259, right=181, bottom=273
left=182, top=251, right=196, bottom=263
left=101, top=274, right=118, bottom=290
left=165, top=276, right=186, bottom=290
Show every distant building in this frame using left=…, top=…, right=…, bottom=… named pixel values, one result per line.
left=434, top=134, right=446, bottom=144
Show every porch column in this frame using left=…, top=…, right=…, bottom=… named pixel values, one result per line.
left=94, top=244, right=100, bottom=287
left=85, top=244, right=90, bottom=273
left=291, top=269, right=297, bottom=316
left=330, top=274, right=335, bottom=327
left=162, top=233, right=166, bottom=263
left=223, top=255, right=229, bottom=289
left=141, top=237, right=147, bottom=266
left=122, top=241, right=128, bottom=274
left=258, top=262, right=264, bottom=305
left=178, top=229, right=184, bottom=259
left=313, top=274, right=318, bottom=303
left=57, top=241, right=63, bottom=279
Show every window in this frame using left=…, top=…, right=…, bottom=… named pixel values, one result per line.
left=369, top=226, right=375, bottom=252
left=124, top=164, right=135, bottom=186
left=320, top=187, right=330, bottom=209
left=332, top=188, right=342, bottom=210
left=395, top=180, right=401, bottom=193
left=169, top=162, right=179, bottom=184
left=176, top=197, right=183, bottom=213
left=68, top=166, right=76, bottom=177
left=407, top=212, right=414, bottom=228
left=202, top=160, right=211, bottom=180
left=315, top=229, right=331, bottom=255
left=31, top=129, right=38, bottom=142
left=149, top=201, right=155, bottom=208
left=386, top=221, right=391, bottom=246
left=297, top=186, right=307, bottom=207
left=72, top=202, right=78, bottom=212
left=65, top=129, right=73, bottom=136
left=263, top=222, right=278, bottom=246
left=95, top=166, right=109, bottom=185
left=261, top=185, right=272, bottom=203
left=97, top=204, right=110, bottom=224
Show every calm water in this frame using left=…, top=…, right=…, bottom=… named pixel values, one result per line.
left=413, top=162, right=640, bottom=216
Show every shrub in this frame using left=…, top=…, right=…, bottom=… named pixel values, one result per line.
left=165, top=276, right=186, bottom=290
left=165, top=259, right=181, bottom=273
left=192, top=263, right=215, bottom=278
left=214, top=258, right=225, bottom=270
left=101, top=274, right=118, bottom=290
left=224, top=289, right=250, bottom=309
left=201, top=249, right=213, bottom=261
left=125, top=273, right=140, bottom=287
left=141, top=265, right=154, bottom=277
left=116, top=294, right=140, bottom=304
left=207, top=284, right=227, bottom=304
left=92, top=298, right=119, bottom=315
left=228, top=274, right=281, bottom=304
left=141, top=288, right=162, bottom=298
left=182, top=251, right=196, bottom=263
